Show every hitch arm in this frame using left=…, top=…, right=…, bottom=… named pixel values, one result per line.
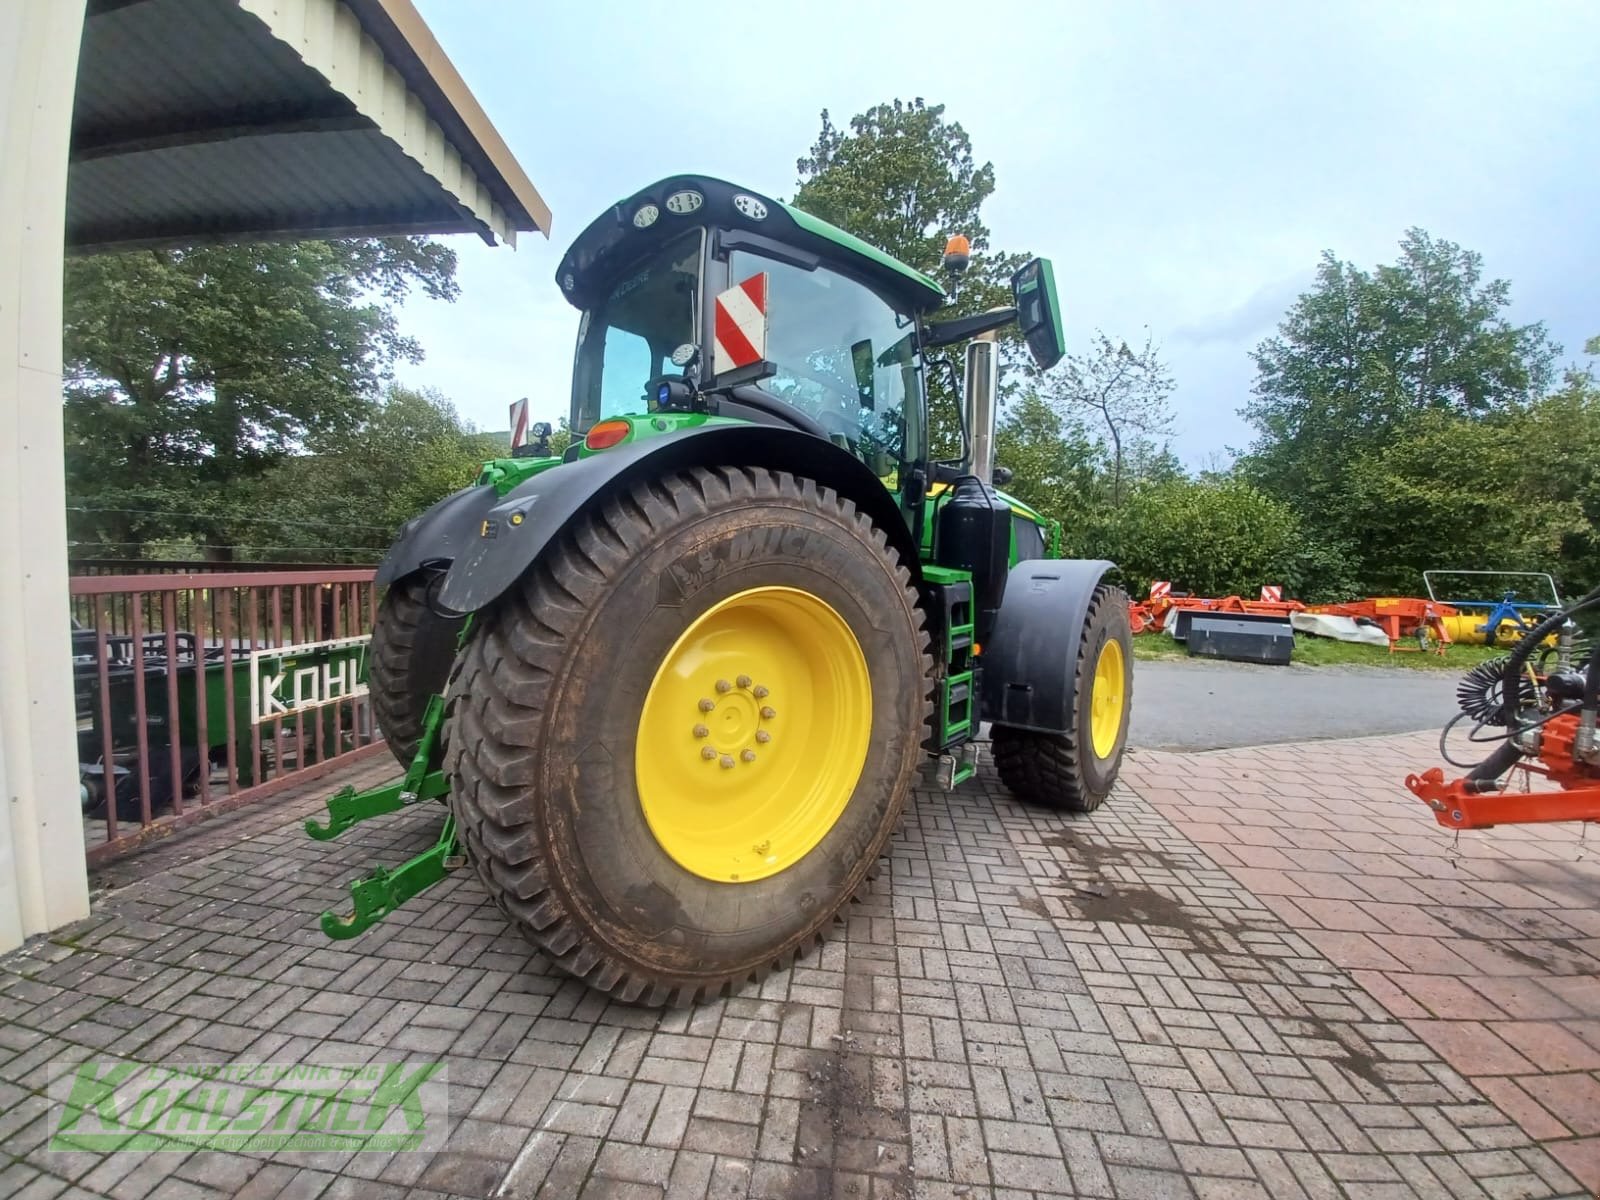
left=1407, top=767, right=1600, bottom=830
left=319, top=816, right=462, bottom=940
left=306, top=695, right=448, bottom=840
left=305, top=771, right=449, bottom=840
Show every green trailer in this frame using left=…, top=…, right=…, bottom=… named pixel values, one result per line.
left=76, top=634, right=359, bottom=817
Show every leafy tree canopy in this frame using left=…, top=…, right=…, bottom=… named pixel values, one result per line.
left=229, top=385, right=500, bottom=562
left=793, top=97, right=1034, bottom=457
left=1240, top=228, right=1559, bottom=519
left=64, top=237, right=457, bottom=555
left=993, top=392, right=1101, bottom=528
left=795, top=99, right=1005, bottom=286
left=1097, top=478, right=1304, bottom=600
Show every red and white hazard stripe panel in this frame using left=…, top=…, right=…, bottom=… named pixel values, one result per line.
left=1149, top=581, right=1171, bottom=601
left=508, top=397, right=529, bottom=450
left=713, top=273, right=768, bottom=375
left=1260, top=585, right=1283, bottom=602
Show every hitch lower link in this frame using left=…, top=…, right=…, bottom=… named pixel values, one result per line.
left=308, top=695, right=465, bottom=940
left=1406, top=766, right=1600, bottom=831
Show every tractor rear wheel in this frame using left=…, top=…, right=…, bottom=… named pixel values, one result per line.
left=446, top=467, right=931, bottom=1005
left=993, top=583, right=1132, bottom=813
left=369, top=571, right=464, bottom=768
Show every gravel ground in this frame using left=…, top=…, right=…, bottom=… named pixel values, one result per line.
left=1129, top=657, right=1462, bottom=750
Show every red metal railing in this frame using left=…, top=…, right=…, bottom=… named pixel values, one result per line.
left=69, top=569, right=389, bottom=865
left=69, top=562, right=375, bottom=638
left=71, top=558, right=364, bottom=577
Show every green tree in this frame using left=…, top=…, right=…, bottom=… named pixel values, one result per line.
left=793, top=98, right=1034, bottom=459
left=233, top=385, right=499, bottom=562
left=1343, top=406, right=1587, bottom=595
left=1507, top=371, right=1600, bottom=593
left=548, top=417, right=575, bottom=457
left=1240, top=229, right=1558, bottom=533
left=1046, top=330, right=1175, bottom=506
left=1099, top=478, right=1304, bottom=599
left=1121, top=439, right=1186, bottom=489
left=794, top=98, right=1020, bottom=302
left=63, top=238, right=457, bottom=556
left=993, top=391, right=1102, bottom=527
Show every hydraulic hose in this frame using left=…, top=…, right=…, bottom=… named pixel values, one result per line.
left=1439, top=585, right=1600, bottom=783
left=1498, top=585, right=1600, bottom=728
left=1464, top=738, right=1527, bottom=789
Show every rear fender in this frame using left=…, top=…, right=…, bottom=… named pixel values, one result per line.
left=374, top=484, right=498, bottom=589
left=979, top=558, right=1116, bottom=733
left=434, top=425, right=920, bottom=614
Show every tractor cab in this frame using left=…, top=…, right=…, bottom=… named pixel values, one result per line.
left=556, top=175, right=1063, bottom=491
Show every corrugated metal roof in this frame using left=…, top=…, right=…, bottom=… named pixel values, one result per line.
left=74, top=0, right=328, bottom=130
left=67, top=0, right=549, bottom=250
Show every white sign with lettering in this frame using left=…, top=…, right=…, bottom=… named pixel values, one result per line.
left=249, top=636, right=371, bottom=726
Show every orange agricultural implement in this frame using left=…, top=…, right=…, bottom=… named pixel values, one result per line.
left=1129, top=580, right=1174, bottom=633
left=1130, top=588, right=1305, bottom=633
left=1128, top=602, right=1158, bottom=634
left=1405, top=587, right=1600, bottom=831
left=1132, top=585, right=1305, bottom=640
left=1306, top=596, right=1455, bottom=653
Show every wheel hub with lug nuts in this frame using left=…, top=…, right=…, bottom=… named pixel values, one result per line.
left=634, top=586, right=873, bottom=885
left=690, top=677, right=775, bottom=768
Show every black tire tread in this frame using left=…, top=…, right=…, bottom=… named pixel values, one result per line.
left=992, top=583, right=1131, bottom=814
left=446, top=465, right=932, bottom=1006
left=369, top=574, right=440, bottom=767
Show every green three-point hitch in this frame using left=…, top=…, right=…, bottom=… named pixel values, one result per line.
left=308, top=175, right=1134, bottom=1005
left=310, top=693, right=459, bottom=939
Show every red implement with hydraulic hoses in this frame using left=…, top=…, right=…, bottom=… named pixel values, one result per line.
left=1404, top=588, right=1600, bottom=832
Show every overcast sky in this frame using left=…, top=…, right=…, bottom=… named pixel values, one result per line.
left=397, top=0, right=1599, bottom=464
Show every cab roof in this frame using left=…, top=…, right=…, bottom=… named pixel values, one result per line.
left=555, top=175, right=947, bottom=314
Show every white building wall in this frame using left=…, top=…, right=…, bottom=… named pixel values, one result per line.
left=0, top=0, right=91, bottom=953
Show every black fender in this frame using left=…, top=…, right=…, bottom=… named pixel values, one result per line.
left=979, top=558, right=1116, bottom=733
left=374, top=483, right=498, bottom=589
left=435, top=425, right=922, bottom=614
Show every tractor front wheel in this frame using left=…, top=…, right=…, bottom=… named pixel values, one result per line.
left=446, top=467, right=930, bottom=1005
left=369, top=571, right=465, bottom=768
left=993, top=583, right=1132, bottom=813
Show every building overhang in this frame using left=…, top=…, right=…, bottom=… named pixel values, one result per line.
left=68, top=0, right=551, bottom=251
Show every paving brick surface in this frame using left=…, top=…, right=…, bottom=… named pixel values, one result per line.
left=1, top=736, right=1592, bottom=1198
left=1145, top=731, right=1600, bottom=1195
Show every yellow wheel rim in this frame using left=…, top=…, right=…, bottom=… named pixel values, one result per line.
left=636, top=586, right=872, bottom=883
left=1089, top=638, right=1127, bottom=759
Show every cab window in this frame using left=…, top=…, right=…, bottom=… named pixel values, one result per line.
left=572, top=230, right=702, bottom=430
left=596, top=327, right=653, bottom=419
left=727, top=251, right=921, bottom=477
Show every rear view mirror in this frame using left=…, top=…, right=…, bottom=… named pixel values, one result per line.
left=1012, top=258, right=1065, bottom=371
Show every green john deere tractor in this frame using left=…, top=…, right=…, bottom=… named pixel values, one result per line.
left=308, top=175, right=1132, bottom=1005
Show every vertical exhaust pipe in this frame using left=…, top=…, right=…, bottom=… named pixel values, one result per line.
left=964, top=328, right=999, bottom=484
